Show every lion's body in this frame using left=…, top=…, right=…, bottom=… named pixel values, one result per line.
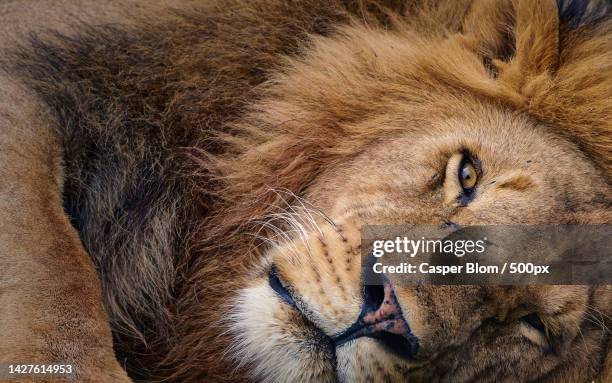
left=0, top=0, right=610, bottom=382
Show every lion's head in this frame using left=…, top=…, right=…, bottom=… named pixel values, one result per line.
left=167, top=1, right=612, bottom=382
left=5, top=0, right=611, bottom=381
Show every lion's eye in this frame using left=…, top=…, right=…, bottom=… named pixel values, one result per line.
left=444, top=152, right=481, bottom=206
left=520, top=313, right=551, bottom=348
left=521, top=313, right=546, bottom=333
left=459, top=158, right=478, bottom=191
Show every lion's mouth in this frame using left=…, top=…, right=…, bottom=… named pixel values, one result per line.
left=268, top=265, right=298, bottom=308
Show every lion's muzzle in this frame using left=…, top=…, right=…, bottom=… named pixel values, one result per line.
left=269, top=262, right=419, bottom=361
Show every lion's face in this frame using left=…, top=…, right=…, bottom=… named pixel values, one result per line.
left=216, top=1, right=612, bottom=382
left=228, top=106, right=611, bottom=382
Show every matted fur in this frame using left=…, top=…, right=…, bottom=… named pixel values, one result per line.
left=0, top=0, right=610, bottom=382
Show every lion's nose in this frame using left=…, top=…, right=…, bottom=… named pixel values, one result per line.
left=332, top=280, right=419, bottom=359
left=362, top=282, right=411, bottom=335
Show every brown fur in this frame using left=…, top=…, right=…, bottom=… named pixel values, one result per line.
left=0, top=0, right=610, bottom=382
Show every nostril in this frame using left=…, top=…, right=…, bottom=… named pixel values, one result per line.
left=361, top=282, right=408, bottom=334
left=333, top=279, right=419, bottom=359
left=363, top=284, right=385, bottom=313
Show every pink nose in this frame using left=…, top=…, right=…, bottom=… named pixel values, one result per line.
left=361, top=282, right=411, bottom=336
left=332, top=280, right=419, bottom=359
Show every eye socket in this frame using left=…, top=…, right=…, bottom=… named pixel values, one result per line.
left=459, top=158, right=478, bottom=191
left=521, top=313, right=546, bottom=334
left=519, top=313, right=551, bottom=349
left=443, top=152, right=481, bottom=206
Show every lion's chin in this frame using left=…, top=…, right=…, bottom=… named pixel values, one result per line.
left=226, top=281, right=427, bottom=383
left=226, top=283, right=337, bottom=383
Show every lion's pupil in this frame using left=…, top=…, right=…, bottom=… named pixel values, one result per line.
left=461, top=162, right=477, bottom=189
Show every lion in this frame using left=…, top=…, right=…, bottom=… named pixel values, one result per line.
left=0, top=0, right=610, bottom=382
